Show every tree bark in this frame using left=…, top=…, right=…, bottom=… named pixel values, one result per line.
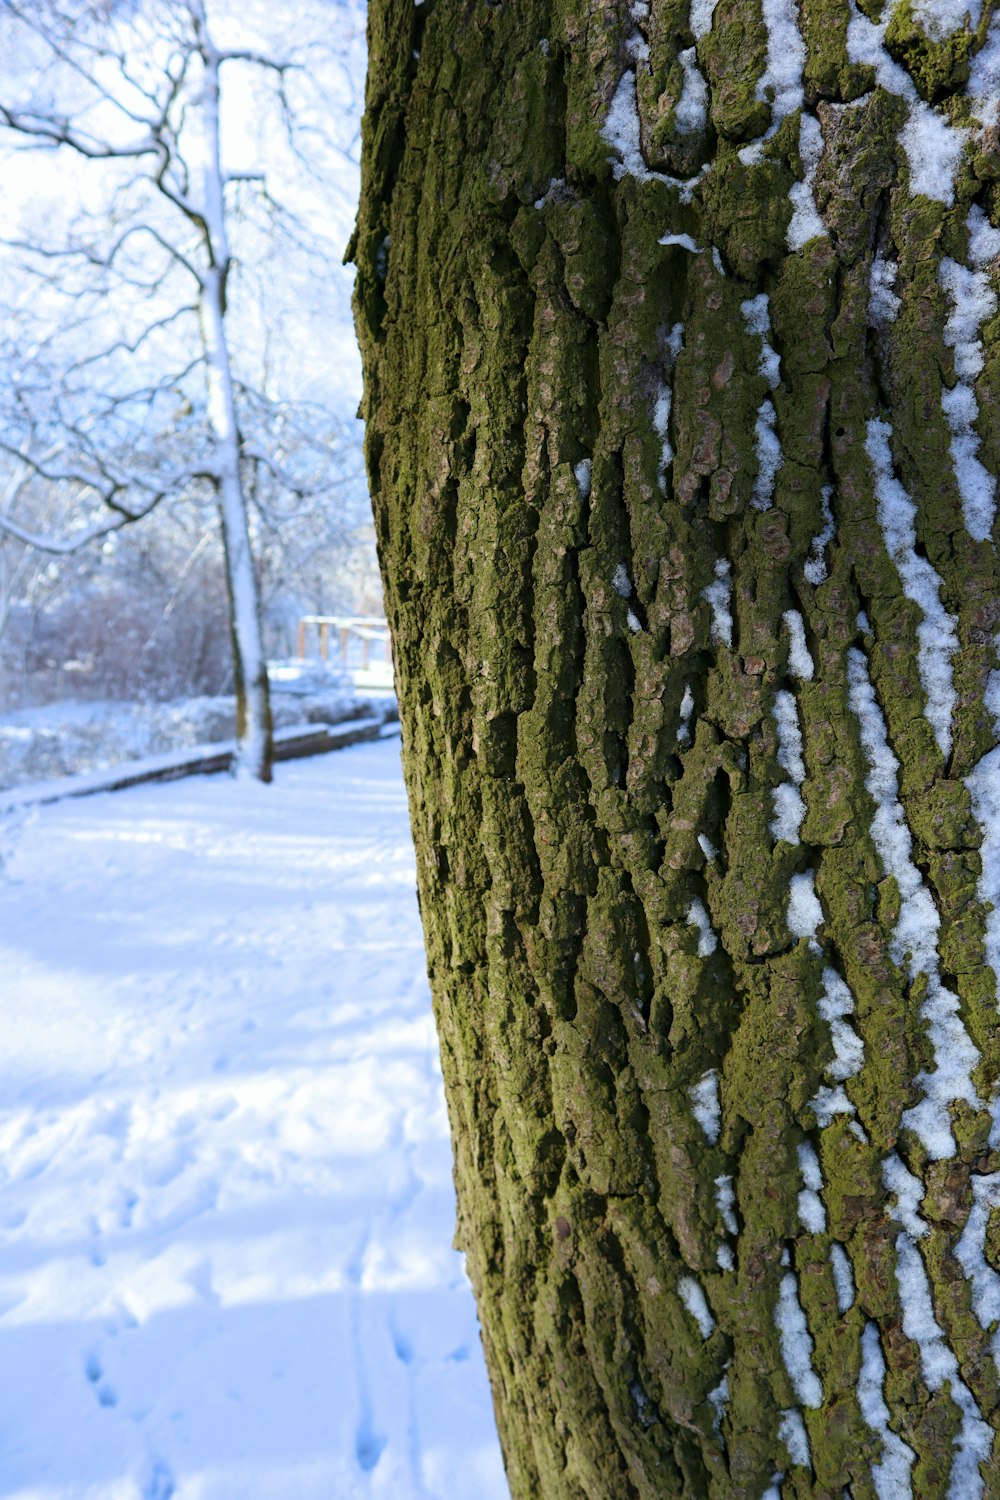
left=353, top=3, right=1000, bottom=1495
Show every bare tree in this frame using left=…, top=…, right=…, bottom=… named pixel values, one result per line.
left=0, top=0, right=362, bottom=778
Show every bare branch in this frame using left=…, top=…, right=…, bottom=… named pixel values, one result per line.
left=0, top=102, right=158, bottom=160
left=1, top=219, right=203, bottom=285
left=216, top=49, right=301, bottom=74
left=0, top=501, right=163, bottom=556
left=3, top=3, right=162, bottom=129
left=64, top=304, right=200, bottom=376
left=0, top=440, right=124, bottom=503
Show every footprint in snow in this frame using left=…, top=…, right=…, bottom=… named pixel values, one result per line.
left=143, top=1456, right=176, bottom=1500
left=185, top=1257, right=220, bottom=1306
left=391, top=1328, right=414, bottom=1365
left=355, top=1426, right=387, bottom=1473
left=103, top=1303, right=139, bottom=1336
left=84, top=1354, right=118, bottom=1409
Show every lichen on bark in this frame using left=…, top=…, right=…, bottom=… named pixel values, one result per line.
left=353, top=1, right=1000, bottom=1495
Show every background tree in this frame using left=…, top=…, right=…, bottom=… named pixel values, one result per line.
left=355, top=1, right=1000, bottom=1495
left=0, top=0, right=366, bottom=778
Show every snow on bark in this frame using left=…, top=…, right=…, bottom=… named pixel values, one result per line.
left=740, top=294, right=784, bottom=508
left=714, top=1173, right=738, bottom=1234
left=602, top=71, right=654, bottom=179
left=741, top=293, right=781, bottom=389
left=775, top=1261, right=823, bottom=1408
left=857, top=1321, right=916, bottom=1500
left=797, top=1141, right=826, bottom=1233
left=954, top=1172, right=1000, bottom=1339
left=573, top=458, right=592, bottom=500
left=689, top=0, right=718, bottom=40
left=811, top=1084, right=861, bottom=1130
left=803, top=486, right=835, bottom=586
left=601, top=70, right=707, bottom=201
left=678, top=1275, right=715, bottom=1338
left=864, top=419, right=958, bottom=756
left=778, top=1408, right=811, bottom=1468
left=675, top=47, right=708, bottom=134
left=847, top=647, right=980, bottom=1158
left=625, top=10, right=650, bottom=66
left=881, top=1152, right=928, bottom=1240
left=677, top=682, right=695, bottom=745
left=846, top=2, right=969, bottom=205
left=686, top=897, right=718, bottom=956
left=967, top=671, right=1000, bottom=1039
left=829, top=1244, right=854, bottom=1314
left=970, top=15, right=1000, bottom=124
left=689, top=1067, right=721, bottom=1142
left=773, top=695, right=804, bottom=782
left=652, top=387, right=673, bottom=456
left=752, top=400, right=782, bottom=510
left=651, top=321, right=684, bottom=493
left=771, top=688, right=805, bottom=845
left=939, top=212, right=1000, bottom=542
left=809, top=966, right=865, bottom=1130
left=893, top=1232, right=992, bottom=1498
left=734, top=0, right=826, bottom=250
left=533, top=177, right=565, bottom=209
left=755, top=0, right=807, bottom=123
left=782, top=610, right=814, bottom=680
left=787, top=870, right=823, bottom=942
left=702, top=559, right=733, bottom=648
left=868, top=254, right=901, bottom=328
left=786, top=114, right=826, bottom=252
left=968, top=202, right=1000, bottom=265
left=716, top=1243, right=735, bottom=1272
left=707, top=1372, right=729, bottom=1430
left=912, top=0, right=981, bottom=41
left=658, top=232, right=701, bottom=252
left=899, top=111, right=969, bottom=206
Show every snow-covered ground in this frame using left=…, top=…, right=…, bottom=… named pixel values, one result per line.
left=0, top=671, right=391, bottom=793
left=0, top=738, right=507, bottom=1500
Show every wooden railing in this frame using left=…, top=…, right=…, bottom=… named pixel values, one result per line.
left=296, top=615, right=391, bottom=671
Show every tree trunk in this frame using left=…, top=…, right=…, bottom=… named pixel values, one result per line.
left=197, top=26, right=273, bottom=783
left=353, top=3, right=1000, bottom=1495
left=200, top=268, right=274, bottom=783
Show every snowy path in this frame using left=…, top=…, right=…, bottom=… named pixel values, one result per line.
left=0, top=739, right=507, bottom=1500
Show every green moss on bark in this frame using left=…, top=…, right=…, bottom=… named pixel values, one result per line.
left=354, top=1, right=1000, bottom=1494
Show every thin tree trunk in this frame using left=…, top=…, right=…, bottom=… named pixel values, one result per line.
left=197, top=19, right=273, bottom=782
left=355, top=3, right=1000, bottom=1496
